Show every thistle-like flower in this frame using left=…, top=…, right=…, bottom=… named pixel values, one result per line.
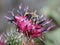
left=4, top=4, right=55, bottom=39
left=0, top=34, right=5, bottom=45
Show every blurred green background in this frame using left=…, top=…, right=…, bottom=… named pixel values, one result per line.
left=0, top=0, right=60, bottom=45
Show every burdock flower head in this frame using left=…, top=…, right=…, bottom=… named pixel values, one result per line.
left=0, top=34, right=5, bottom=45
left=4, top=3, right=55, bottom=39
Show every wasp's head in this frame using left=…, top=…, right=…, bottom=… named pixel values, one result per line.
left=24, top=11, right=34, bottom=20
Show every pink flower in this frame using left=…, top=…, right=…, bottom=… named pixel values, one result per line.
left=27, top=24, right=44, bottom=38
left=14, top=15, right=44, bottom=38
left=15, top=15, right=28, bottom=32
left=0, top=34, right=5, bottom=45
